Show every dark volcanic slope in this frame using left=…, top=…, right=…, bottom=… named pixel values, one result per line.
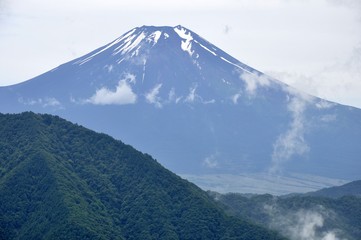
left=0, top=112, right=284, bottom=240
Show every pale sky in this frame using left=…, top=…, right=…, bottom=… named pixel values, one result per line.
left=1, top=0, right=360, bottom=108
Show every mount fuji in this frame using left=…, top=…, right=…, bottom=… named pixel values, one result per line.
left=1, top=25, right=360, bottom=194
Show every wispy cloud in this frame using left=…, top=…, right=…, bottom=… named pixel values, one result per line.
left=145, top=83, right=163, bottom=108
left=168, top=87, right=176, bottom=101
left=320, top=114, right=337, bottom=123
left=267, top=44, right=361, bottom=109
left=231, top=92, right=242, bottom=104
left=315, top=100, right=336, bottom=109
left=270, top=89, right=314, bottom=173
left=104, top=64, right=114, bottom=73
left=203, top=152, right=219, bottom=169
left=265, top=204, right=345, bottom=240
left=168, top=87, right=183, bottom=104
left=18, top=97, right=62, bottom=108
left=43, top=97, right=61, bottom=107
left=185, top=84, right=198, bottom=103
left=183, top=84, right=215, bottom=104
left=239, top=71, right=271, bottom=97
left=86, top=74, right=137, bottom=105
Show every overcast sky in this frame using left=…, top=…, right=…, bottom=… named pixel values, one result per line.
left=1, top=0, right=360, bottom=108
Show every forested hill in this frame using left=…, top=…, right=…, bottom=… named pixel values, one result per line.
left=0, top=112, right=285, bottom=240
left=306, top=180, right=361, bottom=198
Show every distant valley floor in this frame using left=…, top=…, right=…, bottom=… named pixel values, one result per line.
left=181, top=172, right=348, bottom=195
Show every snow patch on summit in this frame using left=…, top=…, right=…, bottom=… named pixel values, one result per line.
left=146, top=31, right=162, bottom=45
left=74, top=29, right=137, bottom=65
left=174, top=26, right=194, bottom=56
left=194, top=39, right=217, bottom=56
left=113, top=32, right=146, bottom=55
left=221, top=57, right=252, bottom=73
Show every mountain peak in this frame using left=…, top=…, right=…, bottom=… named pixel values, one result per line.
left=136, top=24, right=191, bottom=31
left=67, top=24, right=260, bottom=107
left=1, top=26, right=360, bottom=195
left=73, top=24, right=232, bottom=67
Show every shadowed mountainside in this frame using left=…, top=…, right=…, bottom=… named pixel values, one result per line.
left=0, top=112, right=285, bottom=239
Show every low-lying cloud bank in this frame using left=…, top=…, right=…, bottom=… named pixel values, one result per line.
left=265, top=203, right=346, bottom=240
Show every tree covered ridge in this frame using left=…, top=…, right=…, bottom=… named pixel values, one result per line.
left=0, top=112, right=285, bottom=239
left=306, top=180, right=361, bottom=199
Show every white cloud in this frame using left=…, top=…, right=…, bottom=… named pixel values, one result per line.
left=239, top=71, right=271, bottom=97
left=320, top=114, right=337, bottom=123
left=145, top=83, right=163, bottom=108
left=18, top=97, right=62, bottom=108
left=203, top=99, right=216, bottom=104
left=270, top=90, right=314, bottom=173
left=289, top=211, right=323, bottom=239
left=18, top=97, right=38, bottom=106
left=315, top=100, right=336, bottom=109
left=86, top=75, right=137, bottom=105
left=104, top=64, right=113, bottom=73
left=175, top=96, right=183, bottom=104
left=185, top=84, right=198, bottom=103
left=168, top=87, right=176, bottom=101
left=124, top=73, right=136, bottom=84
left=203, top=153, right=219, bottom=168
left=267, top=45, right=361, bottom=108
left=43, top=97, right=61, bottom=107
left=167, top=87, right=184, bottom=104
left=232, top=92, right=242, bottom=104
left=265, top=205, right=345, bottom=240
left=183, top=84, right=216, bottom=104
